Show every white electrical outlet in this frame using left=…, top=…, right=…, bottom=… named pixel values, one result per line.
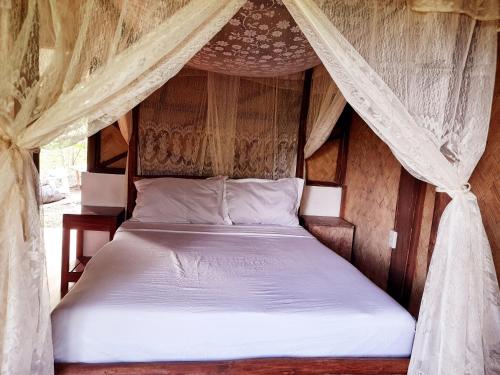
left=389, top=230, right=398, bottom=249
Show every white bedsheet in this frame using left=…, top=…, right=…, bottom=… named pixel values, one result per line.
left=52, top=221, right=415, bottom=363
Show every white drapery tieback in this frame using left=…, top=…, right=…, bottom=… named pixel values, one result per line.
left=0, top=133, right=17, bottom=150
left=0, top=135, right=36, bottom=241
left=436, top=183, right=473, bottom=198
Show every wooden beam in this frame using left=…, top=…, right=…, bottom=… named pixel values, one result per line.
left=86, top=133, right=99, bottom=172
left=295, top=68, right=313, bottom=178
left=99, top=151, right=127, bottom=168
left=388, top=167, right=427, bottom=307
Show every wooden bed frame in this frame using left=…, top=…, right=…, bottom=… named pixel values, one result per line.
left=55, top=358, right=409, bottom=374
left=57, top=72, right=416, bottom=374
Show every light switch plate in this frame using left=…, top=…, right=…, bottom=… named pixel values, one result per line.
left=389, top=230, right=398, bottom=249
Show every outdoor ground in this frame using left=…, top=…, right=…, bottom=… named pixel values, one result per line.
left=41, top=140, right=86, bottom=309
left=44, top=187, right=81, bottom=309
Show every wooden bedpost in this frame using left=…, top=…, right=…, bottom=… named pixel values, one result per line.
left=296, top=68, right=313, bottom=178
left=126, top=106, right=139, bottom=219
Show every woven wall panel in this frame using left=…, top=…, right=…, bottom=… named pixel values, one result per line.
left=343, top=114, right=401, bottom=289
left=470, top=55, right=500, bottom=278
left=305, top=139, right=340, bottom=183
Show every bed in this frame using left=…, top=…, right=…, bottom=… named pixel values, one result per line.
left=52, top=220, right=415, bottom=374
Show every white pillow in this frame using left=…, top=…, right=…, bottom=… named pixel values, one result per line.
left=132, top=177, right=231, bottom=224
left=225, top=178, right=304, bottom=226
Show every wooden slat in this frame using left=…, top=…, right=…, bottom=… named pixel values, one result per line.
left=55, top=358, right=409, bottom=375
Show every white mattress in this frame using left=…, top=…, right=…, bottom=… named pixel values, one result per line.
left=52, top=221, right=415, bottom=363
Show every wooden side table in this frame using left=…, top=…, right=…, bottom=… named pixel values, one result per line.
left=61, top=205, right=125, bottom=297
left=301, top=215, right=355, bottom=261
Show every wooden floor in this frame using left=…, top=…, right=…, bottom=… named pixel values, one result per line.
left=55, top=357, right=409, bottom=375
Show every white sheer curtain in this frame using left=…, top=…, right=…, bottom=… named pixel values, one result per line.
left=283, top=1, right=499, bottom=374
left=304, top=65, right=346, bottom=159
left=2, top=1, right=498, bottom=374
left=206, top=72, right=240, bottom=176
left=0, top=1, right=245, bottom=373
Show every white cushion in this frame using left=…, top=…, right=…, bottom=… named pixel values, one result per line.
left=132, top=177, right=231, bottom=224
left=225, top=178, right=304, bottom=226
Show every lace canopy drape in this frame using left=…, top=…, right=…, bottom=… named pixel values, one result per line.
left=0, top=1, right=245, bottom=373
left=304, top=64, right=346, bottom=159
left=283, top=0, right=499, bottom=374
left=188, top=0, right=320, bottom=77
left=1, top=0, right=499, bottom=374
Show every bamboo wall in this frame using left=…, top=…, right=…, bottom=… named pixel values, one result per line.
left=343, top=114, right=401, bottom=289
left=305, top=139, right=340, bottom=183
left=470, top=43, right=500, bottom=279
left=473, top=106, right=500, bottom=279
